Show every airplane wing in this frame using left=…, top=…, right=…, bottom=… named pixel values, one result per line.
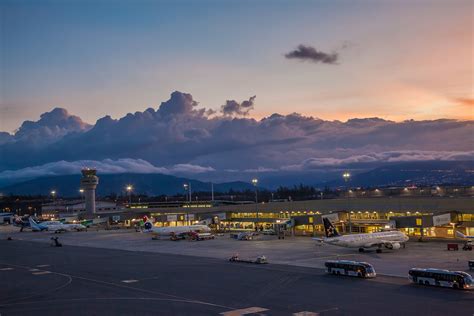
left=363, top=241, right=383, bottom=248
left=456, top=231, right=474, bottom=239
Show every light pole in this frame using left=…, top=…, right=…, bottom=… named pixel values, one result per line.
left=79, top=189, right=85, bottom=211
left=343, top=172, right=351, bottom=234
left=183, top=183, right=191, bottom=225
left=252, top=178, right=258, bottom=231
left=211, top=183, right=214, bottom=202
left=50, top=190, right=56, bottom=202
left=126, top=185, right=133, bottom=205
left=183, top=183, right=192, bottom=203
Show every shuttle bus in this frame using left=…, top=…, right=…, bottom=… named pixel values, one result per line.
left=325, top=260, right=376, bottom=278
left=408, top=268, right=473, bottom=290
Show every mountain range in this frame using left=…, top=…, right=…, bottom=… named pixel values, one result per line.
left=1, top=161, right=472, bottom=197
left=0, top=173, right=255, bottom=197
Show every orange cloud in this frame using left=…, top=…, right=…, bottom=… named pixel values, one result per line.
left=455, top=98, right=474, bottom=107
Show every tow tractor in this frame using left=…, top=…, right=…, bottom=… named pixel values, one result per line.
left=189, top=232, right=215, bottom=241
left=228, top=254, right=268, bottom=264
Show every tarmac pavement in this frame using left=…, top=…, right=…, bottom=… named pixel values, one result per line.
left=0, top=236, right=473, bottom=315
left=1, top=226, right=472, bottom=277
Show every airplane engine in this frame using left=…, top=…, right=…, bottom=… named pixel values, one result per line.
left=386, top=242, right=401, bottom=250
left=144, top=222, right=153, bottom=230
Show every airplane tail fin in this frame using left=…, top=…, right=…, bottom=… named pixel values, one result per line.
left=322, top=217, right=340, bottom=238
left=28, top=217, right=42, bottom=231
left=455, top=231, right=467, bottom=238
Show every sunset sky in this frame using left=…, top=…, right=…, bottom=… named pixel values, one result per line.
left=1, top=0, right=473, bottom=133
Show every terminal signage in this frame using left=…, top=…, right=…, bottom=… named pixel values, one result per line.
left=433, top=213, right=451, bottom=226
left=167, top=215, right=178, bottom=222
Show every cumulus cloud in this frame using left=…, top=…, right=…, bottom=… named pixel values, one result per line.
left=0, top=91, right=472, bottom=180
left=221, top=96, right=256, bottom=116
left=14, top=107, right=91, bottom=144
left=285, top=45, right=338, bottom=64
left=157, top=91, right=201, bottom=117
left=0, top=159, right=214, bottom=183
left=0, top=132, right=12, bottom=145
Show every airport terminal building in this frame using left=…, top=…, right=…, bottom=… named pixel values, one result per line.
left=28, top=186, right=474, bottom=239
left=117, top=195, right=474, bottom=239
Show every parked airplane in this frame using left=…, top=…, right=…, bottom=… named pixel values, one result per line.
left=29, top=217, right=87, bottom=233
left=143, top=217, right=211, bottom=237
left=456, top=231, right=474, bottom=239
left=27, top=217, right=48, bottom=231
left=314, top=217, right=409, bottom=253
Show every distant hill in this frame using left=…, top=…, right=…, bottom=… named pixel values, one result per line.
left=0, top=173, right=255, bottom=197
left=1, top=161, right=472, bottom=196
left=322, top=160, right=474, bottom=188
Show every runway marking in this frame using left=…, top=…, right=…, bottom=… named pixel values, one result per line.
left=293, top=312, right=319, bottom=316
left=0, top=267, right=14, bottom=271
left=29, top=268, right=40, bottom=272
left=0, top=262, right=235, bottom=310
left=220, top=306, right=268, bottom=316
left=121, top=279, right=138, bottom=283
left=36, top=264, right=50, bottom=268
left=311, top=254, right=355, bottom=260
left=32, top=271, right=51, bottom=275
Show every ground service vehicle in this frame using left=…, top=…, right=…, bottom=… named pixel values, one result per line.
left=408, top=268, right=473, bottom=290
left=325, top=260, right=376, bottom=278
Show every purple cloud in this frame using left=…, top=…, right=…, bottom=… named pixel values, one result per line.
left=0, top=159, right=215, bottom=184
left=221, top=96, right=256, bottom=116
left=285, top=45, right=338, bottom=64
left=0, top=91, right=472, bottom=180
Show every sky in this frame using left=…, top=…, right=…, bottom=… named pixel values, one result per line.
left=1, top=0, right=473, bottom=133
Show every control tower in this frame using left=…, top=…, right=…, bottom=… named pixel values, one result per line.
left=80, top=168, right=99, bottom=214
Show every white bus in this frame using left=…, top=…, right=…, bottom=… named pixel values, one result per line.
left=325, top=260, right=376, bottom=278
left=408, top=268, right=473, bottom=290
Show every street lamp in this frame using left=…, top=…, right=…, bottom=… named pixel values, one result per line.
left=126, top=185, right=133, bottom=205
left=342, top=172, right=351, bottom=234
left=50, top=190, right=56, bottom=202
left=183, top=183, right=192, bottom=203
left=183, top=183, right=191, bottom=224
left=252, top=178, right=258, bottom=230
